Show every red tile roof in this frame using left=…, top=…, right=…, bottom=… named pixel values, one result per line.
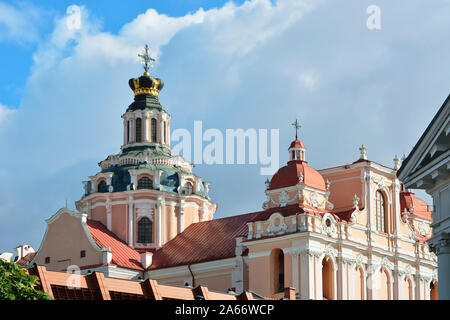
left=16, top=252, right=36, bottom=266
left=289, top=139, right=305, bottom=149
left=269, top=160, right=326, bottom=191
left=86, top=220, right=143, bottom=271
left=400, top=191, right=432, bottom=221
left=150, top=212, right=260, bottom=270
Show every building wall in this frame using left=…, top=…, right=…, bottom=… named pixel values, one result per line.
left=34, top=212, right=103, bottom=272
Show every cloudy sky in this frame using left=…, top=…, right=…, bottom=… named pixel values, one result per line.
left=0, top=0, right=449, bottom=254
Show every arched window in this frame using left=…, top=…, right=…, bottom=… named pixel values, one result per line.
left=376, top=191, right=387, bottom=233
left=126, top=120, right=130, bottom=143
left=379, top=269, right=391, bottom=300
left=137, top=217, right=152, bottom=244
left=354, top=266, right=364, bottom=300
left=151, top=118, right=157, bottom=142
left=322, top=258, right=334, bottom=300
left=135, top=118, right=142, bottom=142
left=271, top=249, right=284, bottom=293
left=137, top=177, right=153, bottom=189
left=97, top=180, right=108, bottom=193
left=163, top=121, right=167, bottom=144
left=430, top=281, right=438, bottom=300
left=184, top=182, right=193, bottom=195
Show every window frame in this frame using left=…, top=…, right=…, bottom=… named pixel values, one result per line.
left=375, top=190, right=387, bottom=233
left=137, top=217, right=153, bottom=244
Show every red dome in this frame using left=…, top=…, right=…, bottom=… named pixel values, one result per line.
left=269, top=160, right=326, bottom=191
left=289, top=140, right=305, bottom=149
left=400, top=191, right=432, bottom=221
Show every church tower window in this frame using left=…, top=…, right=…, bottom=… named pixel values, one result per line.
left=184, top=182, right=193, bottom=195
left=151, top=118, right=157, bottom=142
left=135, top=118, right=142, bottom=142
left=98, top=180, right=108, bottom=193
left=271, top=249, right=284, bottom=293
left=137, top=177, right=153, bottom=189
left=137, top=217, right=152, bottom=244
left=376, top=191, right=387, bottom=233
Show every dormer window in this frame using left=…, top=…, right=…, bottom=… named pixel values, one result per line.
left=137, top=177, right=153, bottom=189
left=184, top=182, right=193, bottom=195
left=98, top=180, right=108, bottom=193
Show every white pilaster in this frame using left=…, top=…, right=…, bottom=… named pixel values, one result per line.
left=106, top=197, right=112, bottom=231
left=178, top=199, right=185, bottom=234
left=300, top=251, right=316, bottom=300
left=128, top=195, right=134, bottom=245
left=143, top=114, right=148, bottom=142
left=157, top=196, right=164, bottom=246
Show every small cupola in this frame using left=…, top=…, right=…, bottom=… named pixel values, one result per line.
left=288, top=119, right=305, bottom=161
left=288, top=140, right=306, bottom=161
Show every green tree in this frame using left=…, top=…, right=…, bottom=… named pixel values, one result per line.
left=0, top=259, right=52, bottom=300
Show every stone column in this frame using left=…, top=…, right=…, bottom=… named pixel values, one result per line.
left=143, top=113, right=148, bottom=142
left=433, top=238, right=450, bottom=299
left=178, top=199, right=185, bottom=234
left=106, top=197, right=112, bottom=231
left=128, top=196, right=134, bottom=246
left=167, top=120, right=171, bottom=146
left=157, top=196, right=164, bottom=246
left=337, top=258, right=348, bottom=300
left=300, top=250, right=316, bottom=300
left=129, top=118, right=134, bottom=143
left=123, top=118, right=127, bottom=145
left=288, top=249, right=301, bottom=298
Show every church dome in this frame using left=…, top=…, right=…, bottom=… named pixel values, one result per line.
left=269, top=139, right=326, bottom=191
left=289, top=139, right=305, bottom=149
left=269, top=160, right=326, bottom=191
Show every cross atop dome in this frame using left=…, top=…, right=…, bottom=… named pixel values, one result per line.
left=288, top=120, right=306, bottom=162
left=138, top=44, right=155, bottom=76
left=291, top=119, right=301, bottom=140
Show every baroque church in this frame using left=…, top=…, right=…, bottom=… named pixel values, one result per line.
left=28, top=47, right=438, bottom=300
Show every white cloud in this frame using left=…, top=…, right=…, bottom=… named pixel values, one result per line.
left=0, top=104, right=15, bottom=126
left=0, top=2, right=42, bottom=43
left=299, top=71, right=319, bottom=90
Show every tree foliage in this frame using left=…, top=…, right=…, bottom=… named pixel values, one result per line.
left=0, top=259, right=52, bottom=300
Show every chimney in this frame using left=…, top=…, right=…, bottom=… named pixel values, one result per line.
left=141, top=252, right=153, bottom=269
left=14, top=244, right=35, bottom=261
left=102, top=248, right=112, bottom=264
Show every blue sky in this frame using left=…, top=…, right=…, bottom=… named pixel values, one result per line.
left=0, top=0, right=449, bottom=254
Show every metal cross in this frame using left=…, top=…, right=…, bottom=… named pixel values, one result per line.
left=138, top=44, right=155, bottom=74
left=291, top=119, right=301, bottom=140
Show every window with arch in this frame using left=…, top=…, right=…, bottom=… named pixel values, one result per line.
left=151, top=118, right=157, bottom=142
left=163, top=121, right=167, bottom=144
left=135, top=118, right=142, bottom=142
left=271, top=249, right=284, bottom=293
left=430, top=281, right=438, bottom=300
left=97, top=180, right=108, bottom=193
left=354, top=266, right=364, bottom=300
left=137, top=217, right=152, bottom=244
left=137, top=177, right=153, bottom=189
left=379, top=269, right=391, bottom=300
left=126, top=120, right=130, bottom=143
left=322, top=257, right=334, bottom=300
left=376, top=190, right=387, bottom=233
left=184, top=182, right=193, bottom=195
